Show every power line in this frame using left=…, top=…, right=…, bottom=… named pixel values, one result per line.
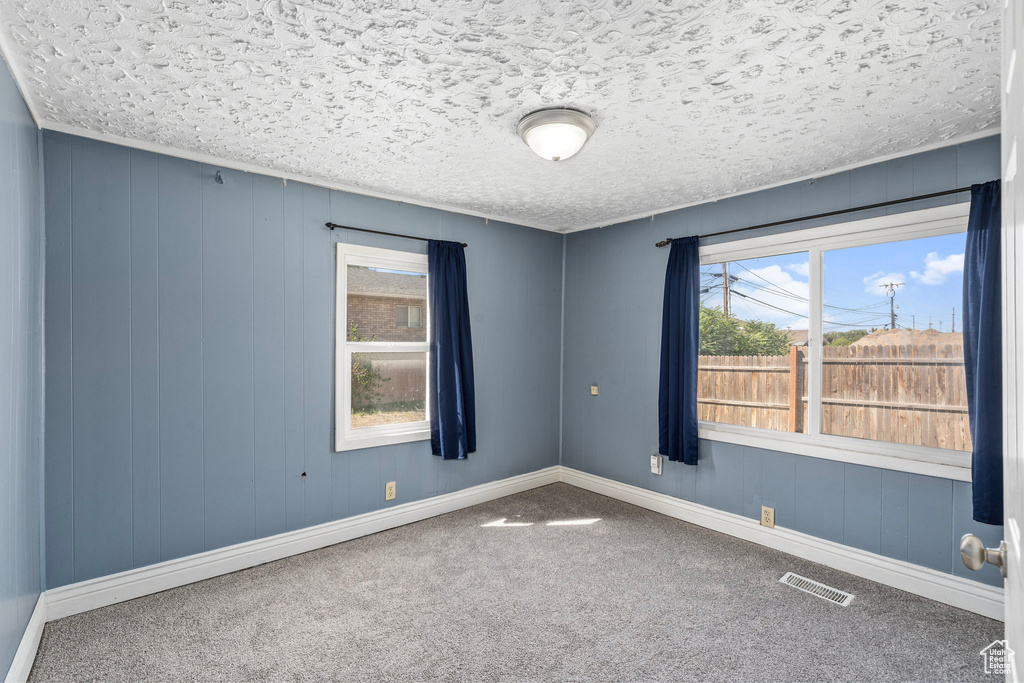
left=732, top=262, right=806, bottom=300
left=723, top=275, right=890, bottom=317
left=729, top=275, right=805, bottom=302
left=723, top=269, right=891, bottom=313
left=730, top=290, right=808, bottom=319
left=702, top=269, right=928, bottom=333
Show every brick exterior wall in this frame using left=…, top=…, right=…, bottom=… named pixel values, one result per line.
left=347, top=295, right=426, bottom=342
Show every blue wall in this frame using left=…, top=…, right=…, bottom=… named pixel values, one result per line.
left=42, top=132, right=563, bottom=588
left=562, top=136, right=1007, bottom=587
left=0, top=58, right=44, bottom=678
left=39, top=127, right=1008, bottom=595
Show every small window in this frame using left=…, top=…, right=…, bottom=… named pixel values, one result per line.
left=397, top=305, right=423, bottom=328
left=335, top=243, right=429, bottom=452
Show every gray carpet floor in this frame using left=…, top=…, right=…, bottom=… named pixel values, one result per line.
left=30, top=483, right=1001, bottom=682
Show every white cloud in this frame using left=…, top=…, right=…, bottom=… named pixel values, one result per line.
left=909, top=252, right=964, bottom=285
left=863, top=271, right=906, bottom=296
left=785, top=262, right=810, bottom=277
left=730, top=264, right=809, bottom=328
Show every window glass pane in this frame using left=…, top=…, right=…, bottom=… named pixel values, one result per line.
left=698, top=253, right=809, bottom=432
left=351, top=352, right=427, bottom=429
left=347, top=265, right=426, bottom=342
left=395, top=305, right=423, bottom=329
left=821, top=233, right=970, bottom=451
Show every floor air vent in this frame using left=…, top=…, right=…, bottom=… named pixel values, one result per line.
left=780, top=572, right=854, bottom=606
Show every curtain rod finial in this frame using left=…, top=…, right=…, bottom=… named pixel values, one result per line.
left=655, top=238, right=673, bottom=248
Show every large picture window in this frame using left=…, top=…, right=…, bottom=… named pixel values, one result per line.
left=335, top=243, right=430, bottom=451
left=697, top=203, right=972, bottom=477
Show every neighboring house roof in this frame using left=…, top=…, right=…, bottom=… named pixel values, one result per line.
left=348, top=266, right=426, bottom=299
left=785, top=330, right=809, bottom=346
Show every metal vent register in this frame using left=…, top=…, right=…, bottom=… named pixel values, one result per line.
left=780, top=572, right=854, bottom=606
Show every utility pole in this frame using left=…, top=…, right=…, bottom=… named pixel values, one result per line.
left=880, top=282, right=904, bottom=330
left=912, top=315, right=916, bottom=331
left=952, top=307, right=955, bottom=334
left=722, top=262, right=730, bottom=317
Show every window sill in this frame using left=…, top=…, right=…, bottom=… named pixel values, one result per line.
left=698, top=422, right=971, bottom=482
left=335, top=424, right=430, bottom=452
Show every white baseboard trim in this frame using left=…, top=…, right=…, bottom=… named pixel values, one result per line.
left=557, top=466, right=1004, bottom=621
left=44, top=466, right=560, bottom=622
left=4, top=594, right=45, bottom=683
left=9, top=462, right=1001, bottom=681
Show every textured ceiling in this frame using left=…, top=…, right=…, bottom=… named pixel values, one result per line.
left=0, top=0, right=1001, bottom=231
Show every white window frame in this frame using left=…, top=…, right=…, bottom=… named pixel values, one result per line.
left=335, top=243, right=430, bottom=452
left=697, top=202, right=973, bottom=481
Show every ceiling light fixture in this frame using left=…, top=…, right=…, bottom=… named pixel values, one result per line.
left=517, top=108, right=595, bottom=162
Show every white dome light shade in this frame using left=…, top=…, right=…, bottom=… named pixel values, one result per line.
left=517, top=109, right=596, bottom=161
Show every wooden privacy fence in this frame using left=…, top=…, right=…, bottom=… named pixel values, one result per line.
left=697, top=344, right=971, bottom=451
left=352, top=355, right=426, bottom=408
left=697, top=351, right=796, bottom=432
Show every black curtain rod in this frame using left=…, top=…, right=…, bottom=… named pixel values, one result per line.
left=654, top=186, right=973, bottom=248
left=325, top=222, right=467, bottom=247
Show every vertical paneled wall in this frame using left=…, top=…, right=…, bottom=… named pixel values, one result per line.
left=39, top=127, right=1008, bottom=600
left=43, top=132, right=563, bottom=589
left=0, top=59, right=44, bottom=678
left=562, top=136, right=1006, bottom=587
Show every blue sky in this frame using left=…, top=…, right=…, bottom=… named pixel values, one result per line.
left=700, top=232, right=966, bottom=333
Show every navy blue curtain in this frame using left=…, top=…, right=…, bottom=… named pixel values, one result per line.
left=659, top=236, right=700, bottom=465
left=428, top=240, right=476, bottom=460
left=963, top=181, right=1002, bottom=525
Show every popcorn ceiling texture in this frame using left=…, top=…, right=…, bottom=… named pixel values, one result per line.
left=0, top=0, right=1001, bottom=231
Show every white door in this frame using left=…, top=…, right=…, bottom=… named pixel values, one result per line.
left=1003, top=0, right=1024, bottom=678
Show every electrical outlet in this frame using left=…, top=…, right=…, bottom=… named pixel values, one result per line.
left=590, top=385, right=599, bottom=396
left=385, top=481, right=396, bottom=501
left=650, top=454, right=663, bottom=475
left=761, top=505, right=775, bottom=528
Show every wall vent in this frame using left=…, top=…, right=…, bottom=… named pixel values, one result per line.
left=780, top=572, right=854, bottom=606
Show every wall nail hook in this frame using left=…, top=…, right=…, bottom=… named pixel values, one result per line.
left=215, top=170, right=224, bottom=184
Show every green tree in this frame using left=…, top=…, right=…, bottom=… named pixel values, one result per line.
left=348, top=321, right=390, bottom=412
left=699, top=304, right=740, bottom=355
left=734, top=319, right=793, bottom=356
left=698, top=305, right=793, bottom=356
left=823, top=328, right=874, bottom=346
